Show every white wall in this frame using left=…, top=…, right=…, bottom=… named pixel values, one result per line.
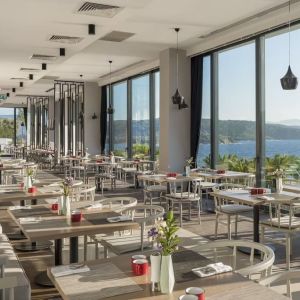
left=84, top=82, right=101, bottom=155
left=159, top=48, right=191, bottom=173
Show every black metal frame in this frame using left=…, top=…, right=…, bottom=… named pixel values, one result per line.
left=54, top=81, right=85, bottom=157
left=196, top=18, right=295, bottom=185
left=106, top=69, right=159, bottom=159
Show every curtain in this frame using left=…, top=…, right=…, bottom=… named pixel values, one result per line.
left=190, top=55, right=203, bottom=167
left=100, top=86, right=107, bottom=154
left=23, top=107, right=28, bottom=129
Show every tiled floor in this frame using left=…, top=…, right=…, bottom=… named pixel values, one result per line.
left=2, top=171, right=300, bottom=299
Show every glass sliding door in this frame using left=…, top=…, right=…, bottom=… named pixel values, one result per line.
left=197, top=55, right=211, bottom=167
left=154, top=71, right=160, bottom=160
left=132, top=74, right=150, bottom=159
left=265, top=27, right=300, bottom=182
left=217, top=42, right=256, bottom=172
left=112, top=81, right=127, bottom=157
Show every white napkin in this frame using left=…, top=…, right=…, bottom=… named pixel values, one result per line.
left=192, top=262, right=232, bottom=278
left=256, top=195, right=275, bottom=201
left=51, top=264, right=90, bottom=277
left=19, top=217, right=41, bottom=224
left=86, top=203, right=103, bottom=210
left=107, top=215, right=133, bottom=223
left=9, top=205, right=31, bottom=211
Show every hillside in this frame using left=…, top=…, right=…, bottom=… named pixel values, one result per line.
left=200, top=119, right=300, bottom=143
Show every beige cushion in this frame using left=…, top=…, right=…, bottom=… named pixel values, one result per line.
left=145, top=185, right=167, bottom=192
left=220, top=204, right=252, bottom=214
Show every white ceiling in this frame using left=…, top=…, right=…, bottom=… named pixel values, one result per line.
left=0, top=0, right=290, bottom=105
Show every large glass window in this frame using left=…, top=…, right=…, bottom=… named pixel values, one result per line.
left=154, top=71, right=160, bottom=160
left=217, top=42, right=256, bottom=172
left=0, top=108, right=14, bottom=151
left=197, top=56, right=211, bottom=167
left=16, top=108, right=26, bottom=146
left=265, top=27, right=300, bottom=178
left=132, top=74, right=150, bottom=158
left=112, top=82, right=127, bottom=157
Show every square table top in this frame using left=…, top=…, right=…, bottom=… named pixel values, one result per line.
left=0, top=189, right=62, bottom=203
left=47, top=249, right=289, bottom=300
left=8, top=204, right=139, bottom=241
left=210, top=190, right=300, bottom=206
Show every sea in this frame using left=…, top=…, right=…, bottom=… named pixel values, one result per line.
left=197, top=139, right=300, bottom=165
left=114, top=139, right=300, bottom=165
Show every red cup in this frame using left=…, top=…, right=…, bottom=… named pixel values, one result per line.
left=185, top=287, right=206, bottom=300
left=28, top=186, right=37, bottom=193
left=216, top=169, right=225, bottom=174
left=71, top=211, right=82, bottom=222
left=131, top=255, right=146, bottom=271
left=132, top=259, right=148, bottom=276
left=251, top=188, right=266, bottom=195
left=51, top=203, right=58, bottom=211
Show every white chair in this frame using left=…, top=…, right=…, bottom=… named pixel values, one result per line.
left=261, top=197, right=300, bottom=270
left=165, top=178, right=202, bottom=227
left=83, top=197, right=138, bottom=260
left=142, top=178, right=167, bottom=207
left=212, top=186, right=252, bottom=240
left=259, top=270, right=300, bottom=299
left=188, top=239, right=274, bottom=280
left=0, top=255, right=19, bottom=300
left=100, top=205, right=165, bottom=258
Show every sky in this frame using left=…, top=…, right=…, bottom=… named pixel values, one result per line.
left=202, top=26, right=300, bottom=123
left=0, top=108, right=14, bottom=115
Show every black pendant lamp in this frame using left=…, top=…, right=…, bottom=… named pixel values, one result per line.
left=172, top=28, right=184, bottom=105
left=281, top=0, right=298, bottom=90
left=107, top=60, right=114, bottom=115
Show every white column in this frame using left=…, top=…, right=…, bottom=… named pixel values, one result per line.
left=159, top=48, right=191, bottom=173
left=84, top=82, right=101, bottom=155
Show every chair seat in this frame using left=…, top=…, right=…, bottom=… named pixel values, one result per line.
left=100, top=234, right=151, bottom=255
left=219, top=204, right=252, bottom=214
left=166, top=192, right=200, bottom=201
left=262, top=216, right=300, bottom=229
left=122, top=168, right=136, bottom=173
left=145, top=185, right=167, bottom=192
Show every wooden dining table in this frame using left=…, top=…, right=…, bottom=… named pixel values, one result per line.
left=47, top=248, right=289, bottom=300
left=8, top=204, right=139, bottom=287
left=210, top=190, right=300, bottom=243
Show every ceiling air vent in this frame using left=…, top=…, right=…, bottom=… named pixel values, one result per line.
left=20, top=67, right=40, bottom=72
left=41, top=75, right=60, bottom=80
left=10, top=77, right=28, bottom=80
left=100, top=31, right=135, bottom=42
left=77, top=2, right=123, bottom=18
left=30, top=54, right=57, bottom=61
left=49, top=35, right=83, bottom=44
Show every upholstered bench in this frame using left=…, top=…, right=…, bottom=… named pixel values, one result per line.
left=0, top=234, right=31, bottom=300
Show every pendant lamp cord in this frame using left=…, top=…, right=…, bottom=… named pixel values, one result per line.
left=109, top=60, right=112, bottom=107
left=288, top=0, right=291, bottom=65
left=176, top=28, right=179, bottom=89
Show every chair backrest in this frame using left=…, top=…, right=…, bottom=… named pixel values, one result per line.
left=259, top=270, right=300, bottom=299
left=99, top=197, right=138, bottom=212
left=168, top=178, right=200, bottom=200
left=265, top=197, right=300, bottom=230
left=120, top=204, right=165, bottom=226
left=188, top=239, right=274, bottom=280
left=73, top=185, right=96, bottom=202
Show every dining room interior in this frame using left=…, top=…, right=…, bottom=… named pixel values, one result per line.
left=2, top=0, right=300, bottom=299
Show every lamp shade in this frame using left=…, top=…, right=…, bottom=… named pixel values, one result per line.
left=172, top=88, right=184, bottom=105
left=107, top=105, right=114, bottom=114
left=280, top=65, right=298, bottom=90
left=178, top=100, right=188, bottom=110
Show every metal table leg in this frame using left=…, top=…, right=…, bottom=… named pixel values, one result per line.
left=35, top=239, right=62, bottom=287
left=70, top=236, right=79, bottom=263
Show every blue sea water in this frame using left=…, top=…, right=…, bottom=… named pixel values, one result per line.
left=197, top=139, right=300, bottom=165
